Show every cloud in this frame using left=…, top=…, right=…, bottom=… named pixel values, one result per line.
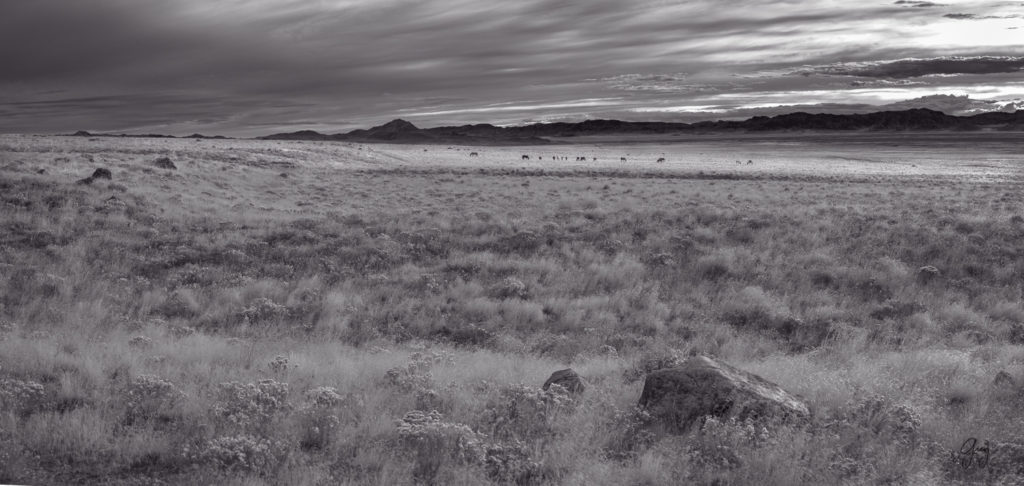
left=894, top=1, right=946, bottom=7
left=0, top=0, right=1022, bottom=135
left=799, top=56, right=1024, bottom=78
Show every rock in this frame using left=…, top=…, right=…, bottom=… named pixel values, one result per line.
left=993, top=370, right=1016, bottom=388
left=36, top=168, right=45, bottom=174
left=91, top=168, right=112, bottom=180
left=917, top=265, right=940, bottom=284
left=638, top=355, right=809, bottom=432
left=154, top=157, right=177, bottom=170
left=543, top=369, right=585, bottom=394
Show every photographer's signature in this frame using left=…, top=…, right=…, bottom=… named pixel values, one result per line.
left=953, top=438, right=990, bottom=470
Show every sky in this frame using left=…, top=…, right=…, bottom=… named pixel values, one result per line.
left=1, top=0, right=1022, bottom=137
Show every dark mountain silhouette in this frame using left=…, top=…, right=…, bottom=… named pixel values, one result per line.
left=67, top=131, right=230, bottom=139
left=263, top=118, right=550, bottom=144
left=261, top=108, right=1024, bottom=144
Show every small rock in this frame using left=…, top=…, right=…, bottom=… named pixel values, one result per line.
left=993, top=370, right=1016, bottom=388
left=36, top=168, right=45, bottom=174
left=154, top=157, right=177, bottom=170
left=91, top=168, right=112, bottom=180
left=543, top=368, right=585, bottom=394
left=917, top=265, right=940, bottom=284
left=638, top=355, right=809, bottom=433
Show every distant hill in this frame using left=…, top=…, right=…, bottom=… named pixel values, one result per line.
left=68, top=130, right=229, bottom=140
left=261, top=108, right=1024, bottom=144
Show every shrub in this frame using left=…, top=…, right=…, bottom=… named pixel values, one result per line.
left=124, top=374, right=186, bottom=426
left=186, top=434, right=289, bottom=474
left=491, top=276, right=528, bottom=300
left=396, top=410, right=486, bottom=483
left=604, top=407, right=656, bottom=460
left=479, top=384, right=575, bottom=442
left=482, top=439, right=546, bottom=485
left=695, top=253, right=732, bottom=280
left=295, top=388, right=346, bottom=451
left=686, top=416, right=773, bottom=470
left=240, top=298, right=288, bottom=325
left=268, top=355, right=290, bottom=374
left=0, top=378, right=46, bottom=416
left=212, top=380, right=290, bottom=429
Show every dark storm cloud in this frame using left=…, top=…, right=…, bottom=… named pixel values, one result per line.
left=800, top=56, right=1024, bottom=78
left=894, top=1, right=946, bottom=7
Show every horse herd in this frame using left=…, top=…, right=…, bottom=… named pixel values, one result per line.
left=462, top=153, right=669, bottom=163
left=457, top=150, right=758, bottom=166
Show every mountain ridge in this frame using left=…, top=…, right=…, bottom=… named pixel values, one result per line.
left=261, top=108, right=1024, bottom=144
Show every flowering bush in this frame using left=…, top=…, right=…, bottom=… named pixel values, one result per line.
left=304, top=386, right=345, bottom=409
left=186, top=434, right=288, bottom=474
left=268, top=355, right=290, bottom=374
left=686, top=416, right=773, bottom=470
left=240, top=298, right=288, bottom=325
left=491, top=276, right=528, bottom=299
left=295, top=386, right=346, bottom=450
left=124, top=374, right=186, bottom=425
left=483, top=439, right=546, bottom=484
left=0, top=378, right=46, bottom=415
left=384, top=350, right=454, bottom=393
left=605, top=407, right=656, bottom=460
left=480, top=383, right=575, bottom=442
left=213, top=379, right=290, bottom=429
left=397, top=409, right=486, bottom=482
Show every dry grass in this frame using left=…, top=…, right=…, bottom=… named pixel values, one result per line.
left=2, top=134, right=1024, bottom=484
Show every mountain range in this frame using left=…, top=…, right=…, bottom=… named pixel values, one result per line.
left=261, top=108, right=1024, bottom=145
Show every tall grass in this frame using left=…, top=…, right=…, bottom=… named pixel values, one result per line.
left=2, top=136, right=1024, bottom=483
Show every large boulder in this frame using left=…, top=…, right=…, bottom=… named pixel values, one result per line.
left=638, top=355, right=808, bottom=432
left=543, top=369, right=585, bottom=394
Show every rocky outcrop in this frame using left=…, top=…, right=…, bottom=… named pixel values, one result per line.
left=638, top=355, right=809, bottom=432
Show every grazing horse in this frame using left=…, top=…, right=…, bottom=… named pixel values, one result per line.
left=747, top=160, right=753, bottom=165
left=657, top=157, right=666, bottom=163
left=469, top=152, right=479, bottom=157
left=620, top=157, right=627, bottom=162
left=522, top=155, right=530, bottom=160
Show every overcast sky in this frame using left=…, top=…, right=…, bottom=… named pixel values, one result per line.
left=1, top=0, right=1022, bottom=136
